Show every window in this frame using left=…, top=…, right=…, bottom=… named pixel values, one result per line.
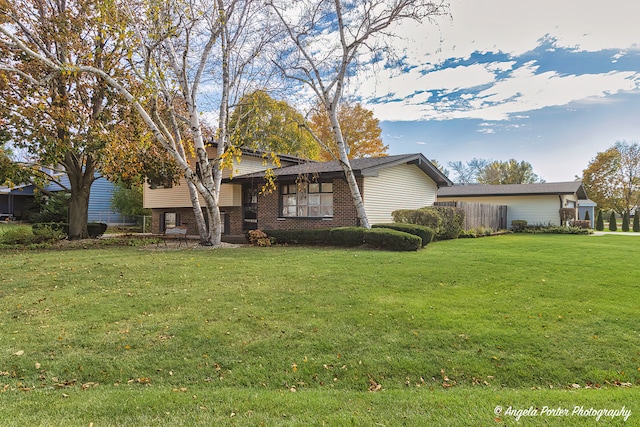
left=164, top=212, right=178, bottom=229
left=280, top=182, right=333, bottom=218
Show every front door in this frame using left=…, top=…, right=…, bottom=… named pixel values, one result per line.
left=243, top=184, right=258, bottom=231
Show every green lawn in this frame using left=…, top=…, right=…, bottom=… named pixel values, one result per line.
left=1, top=234, right=639, bottom=425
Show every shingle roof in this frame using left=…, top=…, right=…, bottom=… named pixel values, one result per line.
left=438, top=181, right=589, bottom=199
left=227, top=153, right=453, bottom=186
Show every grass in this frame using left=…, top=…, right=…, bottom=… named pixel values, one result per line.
left=1, top=233, right=639, bottom=425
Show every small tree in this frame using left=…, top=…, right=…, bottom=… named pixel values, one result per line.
left=584, top=210, right=590, bottom=221
left=634, top=211, right=640, bottom=232
left=595, top=210, right=604, bottom=231
left=609, top=211, right=617, bottom=231
left=622, top=211, right=630, bottom=232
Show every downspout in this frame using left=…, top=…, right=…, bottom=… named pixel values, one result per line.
left=558, top=194, right=563, bottom=225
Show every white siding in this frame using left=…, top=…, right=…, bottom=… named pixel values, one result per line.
left=144, top=153, right=276, bottom=209
left=437, top=195, right=563, bottom=226
left=363, top=164, right=437, bottom=224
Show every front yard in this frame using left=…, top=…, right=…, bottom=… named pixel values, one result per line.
left=1, top=234, right=639, bottom=425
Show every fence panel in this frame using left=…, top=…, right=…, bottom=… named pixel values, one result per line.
left=434, top=202, right=507, bottom=230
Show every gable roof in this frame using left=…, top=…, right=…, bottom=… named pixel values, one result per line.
left=227, top=153, right=453, bottom=187
left=438, top=181, right=589, bottom=199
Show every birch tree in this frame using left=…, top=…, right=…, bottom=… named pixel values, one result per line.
left=1, top=0, right=276, bottom=245
left=268, top=0, right=448, bottom=228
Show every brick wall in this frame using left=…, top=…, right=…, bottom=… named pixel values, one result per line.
left=151, top=207, right=238, bottom=235
left=256, top=178, right=361, bottom=230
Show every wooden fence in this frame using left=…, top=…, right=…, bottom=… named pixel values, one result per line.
left=434, top=201, right=508, bottom=231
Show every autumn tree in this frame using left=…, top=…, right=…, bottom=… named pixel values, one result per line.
left=582, top=141, right=640, bottom=215
left=308, top=103, right=388, bottom=161
left=268, top=0, right=449, bottom=228
left=477, top=159, right=544, bottom=185
left=0, top=0, right=134, bottom=239
left=2, top=0, right=279, bottom=246
left=229, top=90, right=320, bottom=160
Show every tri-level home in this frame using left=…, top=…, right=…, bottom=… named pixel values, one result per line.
left=143, top=149, right=452, bottom=236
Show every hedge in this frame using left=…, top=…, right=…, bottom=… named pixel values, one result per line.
left=391, top=206, right=464, bottom=240
left=264, top=227, right=421, bottom=251
left=87, top=222, right=108, bottom=238
left=372, top=223, right=434, bottom=246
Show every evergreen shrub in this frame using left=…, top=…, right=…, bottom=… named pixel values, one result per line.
left=371, top=223, right=434, bottom=246
left=609, top=212, right=617, bottom=231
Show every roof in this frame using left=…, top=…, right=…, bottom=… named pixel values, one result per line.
left=226, top=153, right=453, bottom=187
left=438, top=181, right=589, bottom=199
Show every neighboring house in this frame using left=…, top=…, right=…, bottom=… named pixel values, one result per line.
left=226, top=153, right=452, bottom=232
left=1, top=174, right=129, bottom=224
left=143, top=151, right=452, bottom=235
left=438, top=181, right=591, bottom=227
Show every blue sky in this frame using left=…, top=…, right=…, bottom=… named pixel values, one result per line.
left=356, top=0, right=640, bottom=182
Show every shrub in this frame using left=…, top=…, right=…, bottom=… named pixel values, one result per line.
left=595, top=210, right=604, bottom=231
left=329, top=227, right=366, bottom=247
left=609, top=212, right=617, bottom=231
left=0, top=227, right=34, bottom=245
left=392, top=208, right=442, bottom=232
left=264, top=229, right=332, bottom=245
left=584, top=210, right=590, bottom=221
left=431, top=206, right=464, bottom=240
left=634, top=211, right=640, bottom=232
left=247, top=229, right=272, bottom=246
left=570, top=220, right=591, bottom=229
left=392, top=206, right=463, bottom=240
left=538, top=226, right=591, bottom=235
left=511, top=220, right=528, bottom=232
left=372, top=223, right=434, bottom=246
left=87, top=222, right=108, bottom=238
left=362, top=228, right=421, bottom=251
left=559, top=208, right=576, bottom=225
left=32, top=222, right=69, bottom=236
left=622, top=212, right=630, bottom=232
left=31, top=224, right=67, bottom=242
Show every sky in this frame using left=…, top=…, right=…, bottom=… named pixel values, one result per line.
left=355, top=0, right=640, bottom=182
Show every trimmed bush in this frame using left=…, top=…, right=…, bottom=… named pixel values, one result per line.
left=265, top=228, right=332, bottom=245
left=584, top=210, right=590, bottom=221
left=87, top=222, right=108, bottom=238
left=32, top=222, right=69, bottom=236
left=609, top=212, right=617, bottom=231
left=392, top=206, right=463, bottom=240
left=31, top=224, right=67, bottom=242
left=392, top=208, right=442, bottom=231
left=511, top=220, right=528, bottom=232
left=0, top=227, right=34, bottom=245
left=595, top=210, right=604, bottom=231
left=329, top=227, right=366, bottom=247
left=247, top=229, right=271, bottom=246
left=570, top=220, right=591, bottom=229
left=622, top=212, right=630, bottom=232
left=372, top=223, right=434, bottom=246
left=362, top=228, right=421, bottom=251
left=431, top=206, right=464, bottom=240
left=634, top=211, right=640, bottom=232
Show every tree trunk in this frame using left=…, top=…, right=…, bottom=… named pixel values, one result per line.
left=63, top=152, right=95, bottom=240
left=328, top=107, right=370, bottom=228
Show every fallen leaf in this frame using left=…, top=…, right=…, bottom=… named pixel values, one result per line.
left=35, top=362, right=41, bottom=369
left=14, top=350, right=24, bottom=356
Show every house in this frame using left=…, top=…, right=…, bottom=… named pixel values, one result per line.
left=143, top=147, right=309, bottom=235
left=224, top=153, right=452, bottom=232
left=437, top=181, right=592, bottom=227
left=143, top=151, right=452, bottom=235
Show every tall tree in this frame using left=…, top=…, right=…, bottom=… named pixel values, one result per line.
left=582, top=141, right=640, bottom=214
left=447, top=158, right=488, bottom=184
left=309, top=102, right=388, bottom=161
left=268, top=0, right=448, bottom=228
left=2, top=0, right=278, bottom=246
left=229, top=90, right=320, bottom=160
left=476, top=159, right=544, bottom=185
left=0, top=0, right=133, bottom=239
